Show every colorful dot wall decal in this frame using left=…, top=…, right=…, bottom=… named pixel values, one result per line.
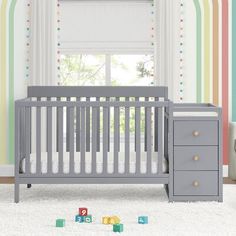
left=179, top=0, right=184, bottom=102
left=57, top=1, right=61, bottom=82
left=26, top=1, right=30, bottom=80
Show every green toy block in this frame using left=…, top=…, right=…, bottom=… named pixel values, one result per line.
left=56, top=219, right=65, bottom=228
left=113, top=224, right=124, bottom=233
left=84, top=215, right=92, bottom=223
left=138, top=216, right=148, bottom=224
left=75, top=215, right=85, bottom=223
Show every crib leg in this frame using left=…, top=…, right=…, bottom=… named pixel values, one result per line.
left=27, top=184, right=32, bottom=189
left=14, top=183, right=20, bottom=203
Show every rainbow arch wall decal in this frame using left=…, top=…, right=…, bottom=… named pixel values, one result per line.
left=0, top=0, right=234, bottom=166
left=232, top=1, right=236, bottom=122
left=0, top=0, right=18, bottom=165
left=0, top=0, right=8, bottom=165
left=190, top=0, right=229, bottom=164
left=9, top=0, right=18, bottom=164
left=193, top=0, right=202, bottom=103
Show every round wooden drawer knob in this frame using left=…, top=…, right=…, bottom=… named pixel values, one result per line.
left=192, top=131, right=200, bottom=137
left=193, top=181, right=200, bottom=187
left=193, top=155, right=200, bottom=161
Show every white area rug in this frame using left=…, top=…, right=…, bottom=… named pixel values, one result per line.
left=0, top=184, right=236, bottom=236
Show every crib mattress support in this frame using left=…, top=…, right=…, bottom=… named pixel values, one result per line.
left=16, top=177, right=169, bottom=184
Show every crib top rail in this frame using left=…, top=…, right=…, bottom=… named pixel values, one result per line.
left=27, top=86, right=168, bottom=99
left=15, top=99, right=170, bottom=108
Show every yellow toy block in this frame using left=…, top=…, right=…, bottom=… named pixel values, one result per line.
left=102, top=217, right=110, bottom=225
left=109, top=216, right=120, bottom=225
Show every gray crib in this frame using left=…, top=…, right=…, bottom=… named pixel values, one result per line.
left=15, top=86, right=173, bottom=203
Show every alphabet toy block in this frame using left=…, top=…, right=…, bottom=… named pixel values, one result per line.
left=138, top=216, right=148, bottom=224
left=56, top=219, right=65, bottom=228
left=102, top=217, right=110, bottom=225
left=109, top=216, right=120, bottom=225
left=75, top=215, right=85, bottom=223
left=113, top=224, right=124, bottom=233
left=79, top=208, right=88, bottom=216
left=84, top=215, right=92, bottom=223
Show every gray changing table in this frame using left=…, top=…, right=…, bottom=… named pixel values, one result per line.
left=168, top=103, right=223, bottom=202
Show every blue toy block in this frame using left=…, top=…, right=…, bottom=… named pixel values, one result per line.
left=75, top=215, right=85, bottom=223
left=138, top=216, right=148, bottom=224
left=84, top=215, right=92, bottom=223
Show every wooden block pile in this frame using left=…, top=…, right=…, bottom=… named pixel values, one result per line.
left=55, top=206, right=149, bottom=232
left=75, top=208, right=92, bottom=223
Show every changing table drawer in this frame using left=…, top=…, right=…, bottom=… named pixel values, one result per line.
left=174, top=146, right=218, bottom=171
left=174, top=121, right=218, bottom=146
left=174, top=171, right=218, bottom=196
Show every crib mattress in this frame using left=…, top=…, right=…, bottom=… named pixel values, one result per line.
left=21, top=152, right=168, bottom=174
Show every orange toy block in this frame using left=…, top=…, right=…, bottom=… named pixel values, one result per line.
left=102, top=217, right=110, bottom=225
left=109, top=216, right=121, bottom=225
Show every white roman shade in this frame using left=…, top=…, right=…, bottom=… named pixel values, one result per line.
left=59, top=0, right=154, bottom=53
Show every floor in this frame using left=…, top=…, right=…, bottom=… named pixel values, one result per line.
left=0, top=184, right=236, bottom=236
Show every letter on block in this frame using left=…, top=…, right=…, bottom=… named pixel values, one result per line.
left=79, top=207, right=88, bottom=216
left=56, top=219, right=65, bottom=228
left=75, top=215, right=84, bottom=223
left=84, top=215, right=92, bottom=223
left=138, top=216, right=148, bottom=224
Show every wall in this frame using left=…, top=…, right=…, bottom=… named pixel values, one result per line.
left=0, top=0, right=234, bottom=175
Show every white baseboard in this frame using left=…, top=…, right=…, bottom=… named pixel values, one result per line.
left=0, top=165, right=14, bottom=177
left=0, top=165, right=230, bottom=178
left=223, top=165, right=228, bottom=178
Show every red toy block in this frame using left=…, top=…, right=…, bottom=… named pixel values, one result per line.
left=79, top=208, right=88, bottom=216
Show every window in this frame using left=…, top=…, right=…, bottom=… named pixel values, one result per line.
left=60, top=55, right=106, bottom=86
left=60, top=54, right=154, bottom=86
left=59, top=1, right=156, bottom=86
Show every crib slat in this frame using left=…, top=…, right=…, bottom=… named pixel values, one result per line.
left=114, top=104, right=119, bottom=174
left=58, top=107, right=64, bottom=174
left=25, top=107, right=31, bottom=174
left=66, top=97, right=70, bottom=152
left=29, top=106, right=32, bottom=154
left=56, top=97, right=60, bottom=152
left=154, top=97, right=159, bottom=152
left=146, top=107, right=152, bottom=174
left=96, top=97, right=100, bottom=152
left=158, top=107, right=163, bottom=174
left=86, top=97, right=90, bottom=152
left=36, top=100, right=41, bottom=174
left=116, top=97, right=120, bottom=152
left=106, top=97, right=110, bottom=152
left=135, top=99, right=141, bottom=174
left=92, top=107, right=97, bottom=173
left=76, top=97, right=81, bottom=152
left=144, top=97, right=148, bottom=151
left=164, top=113, right=168, bottom=158
left=125, top=97, right=130, bottom=174
left=103, top=107, right=108, bottom=173
left=20, top=108, right=25, bottom=161
left=47, top=100, right=53, bottom=174
left=81, top=107, right=86, bottom=174
left=69, top=107, right=74, bottom=174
